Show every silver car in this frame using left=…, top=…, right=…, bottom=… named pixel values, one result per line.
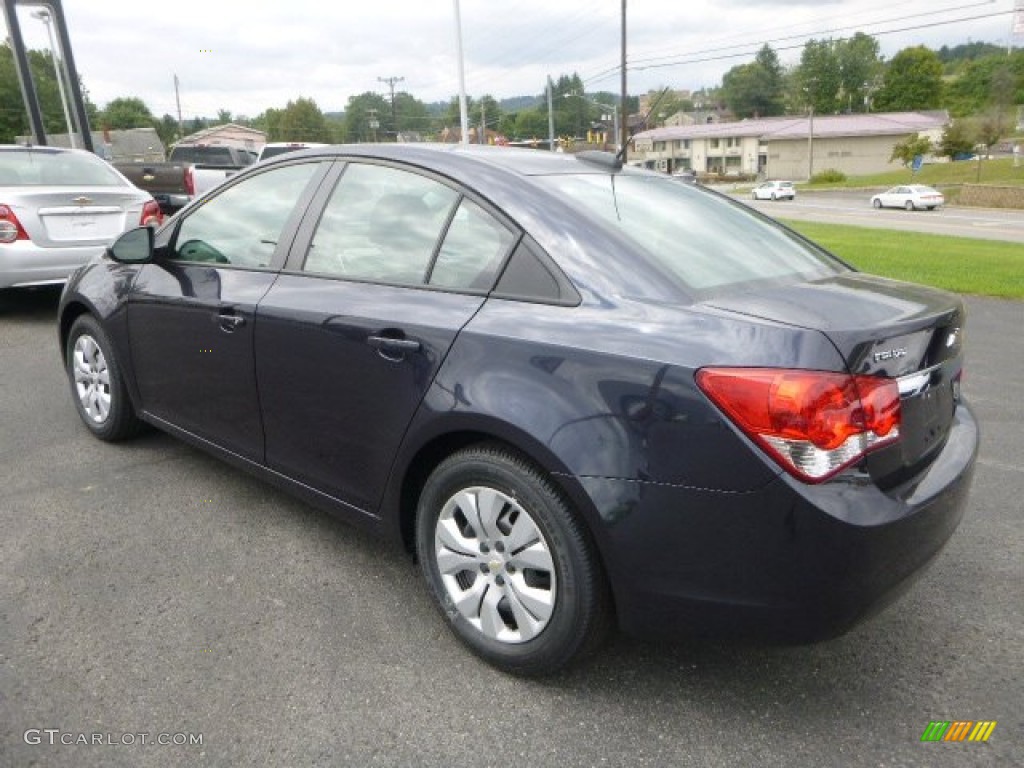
left=0, top=145, right=161, bottom=289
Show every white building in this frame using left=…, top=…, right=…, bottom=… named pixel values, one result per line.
left=633, top=111, right=949, bottom=180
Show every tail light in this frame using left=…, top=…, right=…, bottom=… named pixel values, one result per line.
left=140, top=199, right=163, bottom=228
left=696, top=368, right=901, bottom=483
left=0, top=204, right=30, bottom=243
left=184, top=165, right=195, bottom=197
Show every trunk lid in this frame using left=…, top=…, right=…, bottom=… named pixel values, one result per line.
left=10, top=188, right=145, bottom=248
left=706, top=272, right=965, bottom=486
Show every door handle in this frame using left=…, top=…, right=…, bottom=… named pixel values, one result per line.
left=214, top=313, right=245, bottom=332
left=367, top=334, right=421, bottom=358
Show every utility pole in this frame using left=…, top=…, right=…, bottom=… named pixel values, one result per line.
left=378, top=75, right=404, bottom=140
left=453, top=0, right=469, bottom=145
left=174, top=75, right=184, bottom=141
left=547, top=77, right=555, bottom=152
left=620, top=0, right=628, bottom=162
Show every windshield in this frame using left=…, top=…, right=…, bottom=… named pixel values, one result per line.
left=536, top=173, right=847, bottom=295
left=0, top=148, right=125, bottom=187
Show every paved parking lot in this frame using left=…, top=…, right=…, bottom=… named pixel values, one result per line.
left=1, top=286, right=1020, bottom=768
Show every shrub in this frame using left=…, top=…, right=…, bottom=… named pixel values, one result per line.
left=811, top=169, right=847, bottom=184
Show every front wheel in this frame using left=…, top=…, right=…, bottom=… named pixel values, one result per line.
left=905, top=200, right=915, bottom=211
left=416, top=445, right=611, bottom=676
left=66, top=315, right=143, bottom=441
left=872, top=198, right=882, bottom=209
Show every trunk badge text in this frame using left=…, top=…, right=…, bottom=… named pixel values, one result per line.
left=874, top=347, right=908, bottom=363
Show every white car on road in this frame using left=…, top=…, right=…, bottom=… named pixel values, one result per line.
left=751, top=180, right=796, bottom=201
left=871, top=185, right=945, bottom=211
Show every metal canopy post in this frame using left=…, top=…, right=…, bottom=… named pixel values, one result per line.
left=2, top=0, right=94, bottom=151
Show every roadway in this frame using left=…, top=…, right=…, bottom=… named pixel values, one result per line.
left=739, top=189, right=1024, bottom=244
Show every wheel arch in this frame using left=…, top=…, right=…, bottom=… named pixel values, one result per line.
left=387, top=420, right=612, bottom=572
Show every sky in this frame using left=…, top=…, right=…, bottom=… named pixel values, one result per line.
left=5, top=0, right=1020, bottom=120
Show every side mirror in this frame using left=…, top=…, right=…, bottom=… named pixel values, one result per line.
left=108, top=226, right=154, bottom=264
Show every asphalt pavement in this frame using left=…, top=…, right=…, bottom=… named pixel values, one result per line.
left=1, top=285, right=1020, bottom=768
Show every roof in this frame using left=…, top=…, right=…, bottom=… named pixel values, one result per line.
left=177, top=123, right=267, bottom=144
left=636, top=111, right=949, bottom=142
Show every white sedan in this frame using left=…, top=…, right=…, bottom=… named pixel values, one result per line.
left=871, top=185, right=945, bottom=211
left=751, top=180, right=796, bottom=201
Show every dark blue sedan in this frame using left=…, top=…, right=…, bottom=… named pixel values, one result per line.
left=58, top=145, right=978, bottom=675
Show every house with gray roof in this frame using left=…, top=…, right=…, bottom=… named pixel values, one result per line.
left=633, top=111, right=949, bottom=180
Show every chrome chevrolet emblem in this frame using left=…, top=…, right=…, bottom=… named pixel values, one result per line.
left=72, top=196, right=92, bottom=205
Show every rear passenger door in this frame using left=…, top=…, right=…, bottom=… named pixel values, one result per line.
left=255, top=160, right=519, bottom=514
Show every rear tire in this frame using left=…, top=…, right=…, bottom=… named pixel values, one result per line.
left=66, top=315, right=143, bottom=441
left=416, top=445, right=611, bottom=676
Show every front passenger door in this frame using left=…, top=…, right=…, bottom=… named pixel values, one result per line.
left=128, top=161, right=327, bottom=461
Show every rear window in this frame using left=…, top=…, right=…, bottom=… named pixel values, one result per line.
left=169, top=146, right=236, bottom=166
left=0, top=149, right=125, bottom=187
left=535, top=173, right=846, bottom=295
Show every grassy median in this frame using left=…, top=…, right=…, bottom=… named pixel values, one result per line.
left=781, top=220, right=1024, bottom=300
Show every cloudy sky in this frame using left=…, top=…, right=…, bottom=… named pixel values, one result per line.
left=6, top=0, right=1019, bottom=119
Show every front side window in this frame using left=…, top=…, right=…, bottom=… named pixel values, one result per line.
left=171, top=163, right=320, bottom=268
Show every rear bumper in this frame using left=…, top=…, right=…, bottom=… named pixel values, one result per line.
left=581, top=401, right=979, bottom=642
left=0, top=242, right=105, bottom=289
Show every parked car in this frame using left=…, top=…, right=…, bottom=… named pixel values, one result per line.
left=751, top=180, right=796, bottom=201
left=58, top=145, right=978, bottom=675
left=0, top=145, right=161, bottom=290
left=115, top=144, right=257, bottom=215
left=871, top=185, right=945, bottom=211
left=257, top=142, right=329, bottom=162
left=671, top=169, right=698, bottom=184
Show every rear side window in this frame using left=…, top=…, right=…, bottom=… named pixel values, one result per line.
left=536, top=174, right=846, bottom=296
left=303, top=163, right=515, bottom=292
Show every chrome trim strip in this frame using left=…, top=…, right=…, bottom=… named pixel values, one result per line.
left=897, top=364, right=943, bottom=398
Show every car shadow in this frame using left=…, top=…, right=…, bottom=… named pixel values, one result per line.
left=0, top=285, right=63, bottom=319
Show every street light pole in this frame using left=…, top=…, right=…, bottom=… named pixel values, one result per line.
left=453, top=0, right=469, bottom=145
left=32, top=9, right=76, bottom=147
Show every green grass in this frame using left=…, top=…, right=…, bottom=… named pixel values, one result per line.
left=804, top=156, right=1024, bottom=190
left=781, top=220, right=1024, bottom=299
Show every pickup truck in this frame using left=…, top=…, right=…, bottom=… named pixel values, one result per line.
left=114, top=144, right=257, bottom=214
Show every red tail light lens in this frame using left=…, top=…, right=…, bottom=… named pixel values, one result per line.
left=184, top=165, right=195, bottom=197
left=140, top=199, right=163, bottom=228
left=0, top=204, right=30, bottom=243
left=696, top=368, right=901, bottom=483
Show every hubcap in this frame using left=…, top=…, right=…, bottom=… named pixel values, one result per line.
left=72, top=334, right=111, bottom=424
left=434, top=486, right=556, bottom=644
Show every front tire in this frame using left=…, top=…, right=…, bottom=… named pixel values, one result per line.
left=905, top=200, right=915, bottom=211
left=416, top=445, right=611, bottom=676
left=872, top=198, right=882, bottom=209
left=66, top=315, right=143, bottom=441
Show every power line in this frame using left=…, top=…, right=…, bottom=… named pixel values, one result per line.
left=582, top=6, right=1014, bottom=87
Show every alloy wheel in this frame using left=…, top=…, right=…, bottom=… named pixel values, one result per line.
left=72, top=334, right=111, bottom=424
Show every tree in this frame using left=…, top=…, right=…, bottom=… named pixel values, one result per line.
left=1, top=43, right=98, bottom=142
left=343, top=91, right=390, bottom=142
left=155, top=113, right=179, bottom=147
left=215, top=109, right=232, bottom=125
left=796, top=39, right=842, bottom=114
left=873, top=46, right=944, bottom=111
left=836, top=33, right=881, bottom=113
left=937, top=120, right=975, bottom=159
left=100, top=96, right=155, bottom=129
left=393, top=92, right=431, bottom=135
left=721, top=44, right=786, bottom=118
left=275, top=97, right=331, bottom=142
left=513, top=109, right=548, bottom=140
left=889, top=134, right=932, bottom=166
